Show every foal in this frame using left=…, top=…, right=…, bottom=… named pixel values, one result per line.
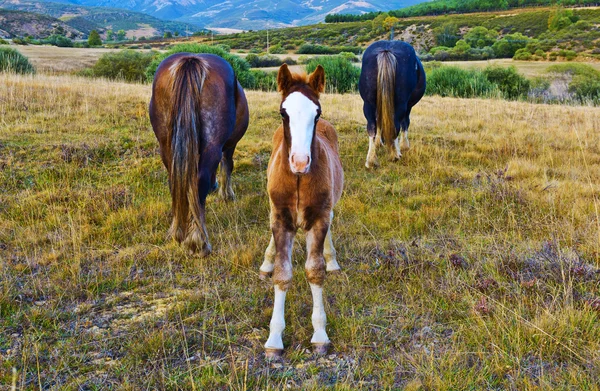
left=260, top=64, right=344, bottom=358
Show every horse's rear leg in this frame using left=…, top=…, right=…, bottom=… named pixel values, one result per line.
left=306, top=221, right=331, bottom=355
left=401, top=112, right=411, bottom=150
left=363, top=101, right=379, bottom=169
left=184, top=150, right=221, bottom=256
left=218, top=147, right=236, bottom=201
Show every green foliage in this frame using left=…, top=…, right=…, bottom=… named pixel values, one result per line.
left=164, top=31, right=173, bottom=39
left=491, top=33, right=530, bottom=58
left=0, top=38, right=8, bottom=45
left=426, top=66, right=498, bottom=98
left=297, top=44, right=362, bottom=55
left=144, top=44, right=254, bottom=88
left=247, top=70, right=278, bottom=91
left=305, top=55, right=360, bottom=94
left=482, top=66, right=530, bottom=99
left=268, top=44, right=286, bottom=54
left=0, top=47, right=35, bottom=74
left=106, top=30, right=115, bottom=41
left=246, top=54, right=296, bottom=68
left=434, top=23, right=460, bottom=47
left=547, top=63, right=600, bottom=103
left=88, top=30, right=102, bottom=46
left=513, top=48, right=532, bottom=60
left=42, top=34, right=74, bottom=47
left=464, top=26, right=497, bottom=48
left=90, top=50, right=154, bottom=82
left=548, top=7, right=578, bottom=31
left=117, top=30, right=127, bottom=41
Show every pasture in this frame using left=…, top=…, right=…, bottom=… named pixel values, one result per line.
left=1, top=71, right=599, bottom=389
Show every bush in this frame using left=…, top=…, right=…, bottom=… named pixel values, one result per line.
left=305, top=55, right=360, bottom=94
left=247, top=70, right=278, bottom=91
left=491, top=33, right=530, bottom=58
left=482, top=66, right=530, bottom=100
left=513, top=48, right=532, bottom=61
left=90, top=50, right=154, bottom=82
left=268, top=44, right=286, bottom=54
left=246, top=54, right=288, bottom=68
left=144, top=43, right=255, bottom=88
left=297, top=44, right=362, bottom=55
left=41, top=34, right=73, bottom=47
left=12, top=38, right=28, bottom=45
left=426, top=66, right=498, bottom=98
left=0, top=38, right=8, bottom=45
left=0, top=47, right=35, bottom=74
left=547, top=64, right=600, bottom=103
left=88, top=30, right=102, bottom=47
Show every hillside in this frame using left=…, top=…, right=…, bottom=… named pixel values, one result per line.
left=29, top=0, right=427, bottom=30
left=0, top=8, right=83, bottom=38
left=0, top=0, right=203, bottom=38
left=211, top=6, right=600, bottom=60
left=1, top=71, right=599, bottom=389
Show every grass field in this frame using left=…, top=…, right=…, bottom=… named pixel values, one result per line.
left=1, top=72, right=600, bottom=390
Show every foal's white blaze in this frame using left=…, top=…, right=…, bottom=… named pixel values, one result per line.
left=265, top=285, right=287, bottom=351
left=282, top=91, right=318, bottom=174
left=309, top=283, right=329, bottom=345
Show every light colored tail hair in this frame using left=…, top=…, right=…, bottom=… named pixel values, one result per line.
left=376, top=50, right=397, bottom=148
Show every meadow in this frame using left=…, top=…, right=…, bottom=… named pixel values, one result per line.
left=0, top=71, right=599, bottom=390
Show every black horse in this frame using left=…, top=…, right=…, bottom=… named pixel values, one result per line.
left=358, top=40, right=426, bottom=168
left=149, top=53, right=249, bottom=256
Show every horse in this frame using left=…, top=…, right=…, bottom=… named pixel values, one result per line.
left=149, top=53, right=249, bottom=256
left=358, top=40, right=426, bottom=168
left=259, top=64, right=344, bottom=358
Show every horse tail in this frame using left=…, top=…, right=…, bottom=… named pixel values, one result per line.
left=376, top=50, right=397, bottom=147
left=166, top=55, right=208, bottom=242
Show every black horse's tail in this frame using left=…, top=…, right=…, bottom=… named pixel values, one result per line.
left=376, top=50, right=397, bottom=147
left=166, top=56, right=208, bottom=242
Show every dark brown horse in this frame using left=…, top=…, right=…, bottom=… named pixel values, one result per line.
left=149, top=53, right=249, bottom=256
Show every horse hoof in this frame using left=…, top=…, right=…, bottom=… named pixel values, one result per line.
left=265, top=348, right=283, bottom=360
left=312, top=343, right=329, bottom=356
left=259, top=270, right=272, bottom=280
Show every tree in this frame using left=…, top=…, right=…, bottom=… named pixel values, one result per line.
left=116, top=30, right=127, bottom=41
left=464, top=26, right=497, bottom=48
left=106, top=30, right=114, bottom=41
left=491, top=33, right=530, bottom=58
left=164, top=31, right=173, bottom=39
left=174, top=31, right=180, bottom=37
left=88, top=30, right=102, bottom=46
left=434, top=22, right=460, bottom=47
left=383, top=16, right=399, bottom=31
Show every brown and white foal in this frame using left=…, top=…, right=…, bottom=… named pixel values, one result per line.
left=260, top=64, right=344, bottom=358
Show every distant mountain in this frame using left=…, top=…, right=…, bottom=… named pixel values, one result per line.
left=0, top=8, right=83, bottom=38
left=0, top=0, right=204, bottom=38
left=25, top=0, right=429, bottom=30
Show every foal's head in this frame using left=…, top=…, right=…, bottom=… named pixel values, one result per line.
left=277, top=64, right=325, bottom=175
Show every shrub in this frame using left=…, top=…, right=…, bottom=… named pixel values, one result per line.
left=12, top=38, right=28, bottom=45
left=482, top=66, right=530, bottom=100
left=42, top=34, right=74, bottom=47
left=90, top=50, right=154, bottom=82
left=247, top=70, right=277, bottom=91
left=88, top=30, right=102, bottom=46
left=246, top=54, right=286, bottom=68
left=547, top=64, right=600, bottom=103
left=297, top=44, right=361, bottom=55
left=0, top=47, right=35, bottom=74
left=513, top=48, right=532, bottom=61
left=144, top=43, right=255, bottom=88
left=426, top=66, right=498, bottom=99
left=268, top=44, right=286, bottom=54
left=305, top=55, right=360, bottom=94
left=0, top=38, right=8, bottom=45
left=491, top=33, right=530, bottom=58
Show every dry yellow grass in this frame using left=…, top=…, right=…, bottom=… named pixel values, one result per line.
left=1, top=72, right=599, bottom=389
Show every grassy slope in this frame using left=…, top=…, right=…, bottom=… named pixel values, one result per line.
left=1, top=73, right=599, bottom=389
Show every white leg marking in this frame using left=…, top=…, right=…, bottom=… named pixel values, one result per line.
left=365, top=136, right=379, bottom=168
left=265, top=285, right=287, bottom=350
left=403, top=130, right=410, bottom=149
left=324, top=212, right=339, bottom=272
left=260, top=235, right=276, bottom=276
left=309, top=283, right=329, bottom=345
left=391, top=137, right=401, bottom=160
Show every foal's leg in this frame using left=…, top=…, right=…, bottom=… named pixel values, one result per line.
left=260, top=235, right=276, bottom=279
left=324, top=211, right=340, bottom=272
left=305, top=221, right=331, bottom=354
left=401, top=113, right=411, bottom=150
left=363, top=101, right=379, bottom=169
left=265, top=220, right=295, bottom=358
left=218, top=147, right=236, bottom=201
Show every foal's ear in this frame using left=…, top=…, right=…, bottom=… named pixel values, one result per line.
left=277, top=64, right=293, bottom=94
left=308, top=65, right=325, bottom=94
